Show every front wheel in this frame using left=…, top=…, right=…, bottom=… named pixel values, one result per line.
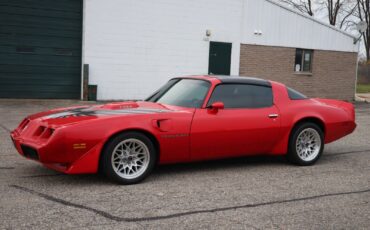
left=101, top=132, right=157, bottom=184
left=287, top=122, right=324, bottom=166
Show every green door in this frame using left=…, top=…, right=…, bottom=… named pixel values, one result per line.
left=0, top=0, right=82, bottom=99
left=208, top=42, right=232, bottom=75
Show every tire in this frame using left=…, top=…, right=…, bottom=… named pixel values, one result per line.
left=101, top=132, right=157, bottom=184
left=287, top=122, right=324, bottom=166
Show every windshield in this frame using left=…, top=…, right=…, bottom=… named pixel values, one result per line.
left=146, top=79, right=210, bottom=108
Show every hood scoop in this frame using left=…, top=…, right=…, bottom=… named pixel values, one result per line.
left=100, top=101, right=139, bottom=110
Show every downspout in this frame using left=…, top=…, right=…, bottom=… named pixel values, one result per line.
left=354, top=40, right=361, bottom=101
left=80, top=0, right=86, bottom=100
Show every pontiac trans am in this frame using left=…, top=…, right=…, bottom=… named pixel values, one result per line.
left=11, top=76, right=356, bottom=184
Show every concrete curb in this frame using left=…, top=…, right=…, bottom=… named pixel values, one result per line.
left=356, top=94, right=370, bottom=103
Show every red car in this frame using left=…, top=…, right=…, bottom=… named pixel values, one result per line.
left=11, top=75, right=356, bottom=184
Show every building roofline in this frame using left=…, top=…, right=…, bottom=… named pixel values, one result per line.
left=265, top=0, right=356, bottom=39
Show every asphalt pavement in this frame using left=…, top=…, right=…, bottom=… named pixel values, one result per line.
left=0, top=99, right=369, bottom=229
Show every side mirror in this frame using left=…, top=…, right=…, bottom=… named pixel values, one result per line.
left=207, top=101, right=224, bottom=112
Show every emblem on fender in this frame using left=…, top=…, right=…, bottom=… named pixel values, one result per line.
left=73, top=143, right=86, bottom=149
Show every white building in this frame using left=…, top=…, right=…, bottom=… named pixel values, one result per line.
left=0, top=0, right=359, bottom=100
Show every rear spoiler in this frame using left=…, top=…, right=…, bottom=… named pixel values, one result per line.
left=314, top=98, right=355, bottom=120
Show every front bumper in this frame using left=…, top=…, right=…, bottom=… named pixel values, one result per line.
left=11, top=129, right=69, bottom=171
left=10, top=119, right=102, bottom=174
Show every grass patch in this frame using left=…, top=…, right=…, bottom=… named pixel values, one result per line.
left=357, top=84, right=370, bottom=93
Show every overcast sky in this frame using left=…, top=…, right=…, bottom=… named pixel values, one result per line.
left=272, top=0, right=366, bottom=58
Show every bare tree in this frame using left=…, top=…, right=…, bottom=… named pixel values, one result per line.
left=322, top=0, right=343, bottom=25
left=280, top=0, right=315, bottom=16
left=338, top=1, right=359, bottom=29
left=278, top=0, right=369, bottom=60
left=355, top=0, right=370, bottom=61
left=316, top=0, right=358, bottom=27
left=279, top=0, right=357, bottom=28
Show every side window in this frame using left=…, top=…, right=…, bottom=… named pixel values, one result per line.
left=207, top=84, right=273, bottom=108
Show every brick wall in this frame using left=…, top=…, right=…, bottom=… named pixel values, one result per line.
left=239, top=44, right=357, bottom=100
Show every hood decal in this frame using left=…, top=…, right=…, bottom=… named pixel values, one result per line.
left=43, top=107, right=172, bottom=119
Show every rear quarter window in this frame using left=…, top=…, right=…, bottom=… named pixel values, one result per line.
left=287, top=87, right=308, bottom=100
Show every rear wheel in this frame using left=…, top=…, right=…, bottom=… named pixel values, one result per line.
left=287, top=122, right=324, bottom=165
left=101, top=132, right=157, bottom=184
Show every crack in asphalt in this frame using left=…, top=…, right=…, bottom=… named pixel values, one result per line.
left=9, top=184, right=370, bottom=223
left=0, top=123, right=11, bottom=133
left=0, top=167, right=14, bottom=169
left=10, top=185, right=123, bottom=222
left=20, top=174, right=64, bottom=178
left=325, top=149, right=370, bottom=156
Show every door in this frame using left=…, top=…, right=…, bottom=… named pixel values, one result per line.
left=208, top=42, right=232, bottom=75
left=190, top=84, right=281, bottom=161
left=0, top=0, right=82, bottom=99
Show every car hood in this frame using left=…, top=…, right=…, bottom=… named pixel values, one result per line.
left=27, top=101, right=192, bottom=127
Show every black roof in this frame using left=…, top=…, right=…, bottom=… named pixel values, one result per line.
left=209, top=75, right=271, bottom=87
left=175, top=75, right=271, bottom=87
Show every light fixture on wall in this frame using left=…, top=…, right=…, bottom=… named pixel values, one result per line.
left=203, top=29, right=212, bottom=41
left=254, top=30, right=262, bottom=36
left=206, top=29, right=212, bottom=37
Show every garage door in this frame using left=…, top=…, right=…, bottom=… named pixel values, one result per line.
left=0, top=0, right=82, bottom=99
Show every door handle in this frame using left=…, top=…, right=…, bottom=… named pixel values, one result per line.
left=268, top=114, right=279, bottom=118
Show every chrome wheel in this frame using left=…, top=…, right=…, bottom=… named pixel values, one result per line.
left=111, top=138, right=150, bottom=179
left=295, top=128, right=321, bottom=162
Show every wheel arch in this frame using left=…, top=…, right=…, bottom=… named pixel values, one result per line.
left=291, top=116, right=326, bottom=138
left=98, top=128, right=160, bottom=171
left=286, top=116, right=326, bottom=165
